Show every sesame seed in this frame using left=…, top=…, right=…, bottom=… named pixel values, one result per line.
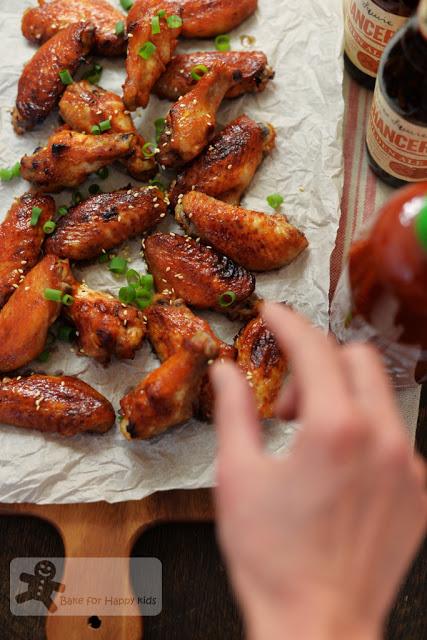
left=160, top=213, right=166, bottom=218
left=166, top=266, right=171, bottom=272
left=227, top=164, right=232, bottom=170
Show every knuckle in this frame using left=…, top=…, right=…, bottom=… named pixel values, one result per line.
left=322, top=410, right=370, bottom=456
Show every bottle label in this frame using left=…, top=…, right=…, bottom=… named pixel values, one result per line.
left=367, top=83, right=427, bottom=182
left=344, top=0, right=407, bottom=77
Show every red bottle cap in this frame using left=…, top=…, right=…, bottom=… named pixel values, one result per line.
left=415, top=199, right=427, bottom=252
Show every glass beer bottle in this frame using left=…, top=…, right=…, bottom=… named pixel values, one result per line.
left=366, top=0, right=427, bottom=185
left=344, top=0, right=419, bottom=89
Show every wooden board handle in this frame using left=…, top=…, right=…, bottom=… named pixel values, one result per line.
left=0, top=490, right=214, bottom=640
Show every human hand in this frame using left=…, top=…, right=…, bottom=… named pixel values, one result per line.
left=211, top=303, right=427, bottom=640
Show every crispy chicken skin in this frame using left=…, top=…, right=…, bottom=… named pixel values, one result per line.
left=145, top=233, right=256, bottom=313
left=0, top=193, right=55, bottom=309
left=169, top=115, right=276, bottom=207
left=45, top=186, right=166, bottom=260
left=123, top=0, right=182, bottom=110
left=22, top=0, right=127, bottom=57
left=20, top=127, right=134, bottom=192
left=154, top=51, right=273, bottom=101
left=13, top=23, right=95, bottom=134
left=235, top=315, right=287, bottom=419
left=178, top=0, right=257, bottom=38
left=120, top=331, right=218, bottom=440
left=59, top=81, right=156, bottom=180
left=146, top=296, right=235, bottom=420
left=64, top=281, right=146, bottom=365
left=0, top=375, right=115, bottom=436
left=176, top=191, right=309, bottom=272
left=146, top=295, right=235, bottom=361
left=158, top=63, right=242, bottom=168
left=0, top=256, right=71, bottom=372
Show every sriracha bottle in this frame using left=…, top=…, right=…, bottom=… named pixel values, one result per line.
left=344, top=0, right=419, bottom=89
left=332, top=183, right=427, bottom=386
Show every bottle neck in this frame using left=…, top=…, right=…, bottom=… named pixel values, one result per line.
left=415, top=199, right=427, bottom=253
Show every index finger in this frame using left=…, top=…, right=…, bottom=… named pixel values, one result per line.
left=261, top=303, right=352, bottom=422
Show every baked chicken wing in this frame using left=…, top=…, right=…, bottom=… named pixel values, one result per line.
left=20, top=127, right=134, bottom=192
left=178, top=0, right=257, bottom=38
left=146, top=295, right=236, bottom=420
left=158, top=63, right=241, bottom=168
left=0, top=256, right=71, bottom=372
left=169, top=115, right=276, bottom=207
left=64, top=280, right=146, bottom=365
left=22, top=0, right=127, bottom=57
left=154, top=51, right=273, bottom=101
left=13, top=22, right=95, bottom=134
left=176, top=191, right=309, bottom=271
left=123, top=0, right=182, bottom=111
left=0, top=193, right=55, bottom=309
left=235, top=314, right=287, bottom=419
left=0, top=374, right=115, bottom=436
left=45, top=186, right=166, bottom=260
left=59, top=81, right=156, bottom=180
left=120, top=331, right=218, bottom=440
left=144, top=233, right=256, bottom=313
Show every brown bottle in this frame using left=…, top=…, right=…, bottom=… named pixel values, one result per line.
left=366, top=0, right=427, bottom=186
left=344, top=0, right=419, bottom=89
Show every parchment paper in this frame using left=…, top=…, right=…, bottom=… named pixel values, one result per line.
left=0, top=0, right=344, bottom=503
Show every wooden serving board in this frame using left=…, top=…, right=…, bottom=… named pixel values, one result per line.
left=0, top=489, right=214, bottom=640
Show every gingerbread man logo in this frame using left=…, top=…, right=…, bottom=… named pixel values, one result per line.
left=15, top=560, right=65, bottom=613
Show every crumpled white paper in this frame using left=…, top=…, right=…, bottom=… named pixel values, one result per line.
left=0, top=0, right=344, bottom=503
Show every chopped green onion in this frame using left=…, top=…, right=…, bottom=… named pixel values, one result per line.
left=139, top=274, right=154, bottom=291
left=154, top=117, right=166, bottom=142
left=136, top=293, right=153, bottom=310
left=99, top=118, right=112, bottom=132
left=98, top=252, right=109, bottom=264
left=119, top=285, right=137, bottom=304
left=138, top=41, right=157, bottom=60
left=91, top=125, right=101, bottom=135
left=157, top=9, right=166, bottom=18
left=120, top=0, right=133, bottom=10
left=151, top=15, right=161, bottom=34
left=82, top=63, right=103, bottom=85
left=149, top=177, right=166, bottom=192
left=109, top=256, right=128, bottom=274
left=62, top=294, right=74, bottom=306
left=126, top=269, right=141, bottom=286
left=97, top=167, right=109, bottom=180
left=115, top=20, right=125, bottom=36
left=57, top=324, right=76, bottom=342
left=43, top=220, right=56, bottom=234
left=219, top=291, right=237, bottom=307
left=0, top=162, right=21, bottom=181
left=44, top=288, right=63, bottom=302
left=30, top=206, right=42, bottom=226
left=167, top=14, right=182, bottom=29
left=190, top=64, right=209, bottom=81
left=89, top=183, right=101, bottom=195
left=142, top=141, right=157, bottom=157
left=72, top=191, right=82, bottom=206
left=215, top=34, right=231, bottom=52
left=57, top=205, right=68, bottom=217
left=59, top=69, right=73, bottom=85
left=267, top=193, right=284, bottom=209
left=37, top=349, right=51, bottom=363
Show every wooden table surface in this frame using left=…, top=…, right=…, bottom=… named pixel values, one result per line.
left=0, top=386, right=425, bottom=639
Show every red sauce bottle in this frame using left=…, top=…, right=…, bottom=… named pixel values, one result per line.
left=348, top=183, right=427, bottom=383
left=366, top=0, right=427, bottom=186
left=344, top=0, right=419, bottom=90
